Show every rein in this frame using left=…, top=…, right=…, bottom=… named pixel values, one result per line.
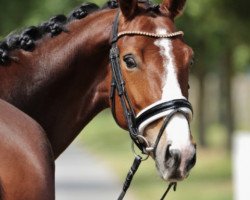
left=109, top=11, right=193, bottom=199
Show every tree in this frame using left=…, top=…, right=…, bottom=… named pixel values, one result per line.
left=0, top=0, right=35, bottom=36
left=0, top=0, right=107, bottom=37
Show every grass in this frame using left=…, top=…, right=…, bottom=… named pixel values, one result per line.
left=78, top=109, right=233, bottom=200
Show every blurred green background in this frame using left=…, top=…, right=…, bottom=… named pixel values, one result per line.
left=1, top=0, right=250, bottom=199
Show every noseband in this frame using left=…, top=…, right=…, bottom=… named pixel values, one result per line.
left=109, top=11, right=193, bottom=199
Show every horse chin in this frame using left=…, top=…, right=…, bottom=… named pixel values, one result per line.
left=153, top=144, right=191, bottom=182
left=144, top=115, right=196, bottom=182
left=155, top=158, right=188, bottom=182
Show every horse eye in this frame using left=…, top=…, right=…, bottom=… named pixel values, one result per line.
left=123, top=54, right=137, bottom=69
left=190, top=58, right=195, bottom=67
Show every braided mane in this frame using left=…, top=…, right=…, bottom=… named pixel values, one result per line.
left=0, top=0, right=156, bottom=66
left=0, top=3, right=101, bottom=66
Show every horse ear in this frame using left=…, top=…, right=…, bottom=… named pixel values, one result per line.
left=161, top=0, right=186, bottom=18
left=118, top=0, right=138, bottom=19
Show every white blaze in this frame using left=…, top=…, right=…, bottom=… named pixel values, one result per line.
left=154, top=29, right=191, bottom=149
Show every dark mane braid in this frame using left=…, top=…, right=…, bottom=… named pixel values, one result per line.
left=0, top=2, right=101, bottom=66
left=0, top=0, right=155, bottom=66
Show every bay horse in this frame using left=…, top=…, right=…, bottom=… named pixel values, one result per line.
left=0, top=0, right=196, bottom=198
left=0, top=99, right=54, bottom=200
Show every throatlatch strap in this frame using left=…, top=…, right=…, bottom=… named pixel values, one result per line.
left=109, top=11, right=144, bottom=152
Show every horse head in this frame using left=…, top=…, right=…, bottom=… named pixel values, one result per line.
left=110, top=0, right=196, bottom=182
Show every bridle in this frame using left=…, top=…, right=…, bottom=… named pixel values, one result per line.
left=110, top=11, right=193, bottom=156
left=109, top=11, right=193, bottom=200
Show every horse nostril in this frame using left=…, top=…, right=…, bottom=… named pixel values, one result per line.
left=165, top=144, right=171, bottom=160
left=165, top=146, right=181, bottom=168
left=186, top=152, right=196, bottom=172
left=169, top=149, right=181, bottom=165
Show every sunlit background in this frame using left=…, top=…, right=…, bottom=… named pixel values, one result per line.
left=1, top=0, right=249, bottom=199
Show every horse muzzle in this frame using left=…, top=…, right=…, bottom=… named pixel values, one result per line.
left=135, top=98, right=196, bottom=182
left=161, top=143, right=196, bottom=181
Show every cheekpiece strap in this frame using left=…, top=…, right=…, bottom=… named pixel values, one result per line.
left=111, top=11, right=120, bottom=44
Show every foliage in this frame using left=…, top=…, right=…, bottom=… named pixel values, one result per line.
left=1, top=0, right=249, bottom=72
left=0, top=0, right=106, bottom=37
left=0, top=0, right=34, bottom=36
left=155, top=0, right=250, bottom=73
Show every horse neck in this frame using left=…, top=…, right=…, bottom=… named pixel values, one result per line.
left=2, top=9, right=116, bottom=158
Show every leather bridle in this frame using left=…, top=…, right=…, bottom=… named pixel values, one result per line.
left=109, top=11, right=193, bottom=200
left=109, top=11, right=193, bottom=156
